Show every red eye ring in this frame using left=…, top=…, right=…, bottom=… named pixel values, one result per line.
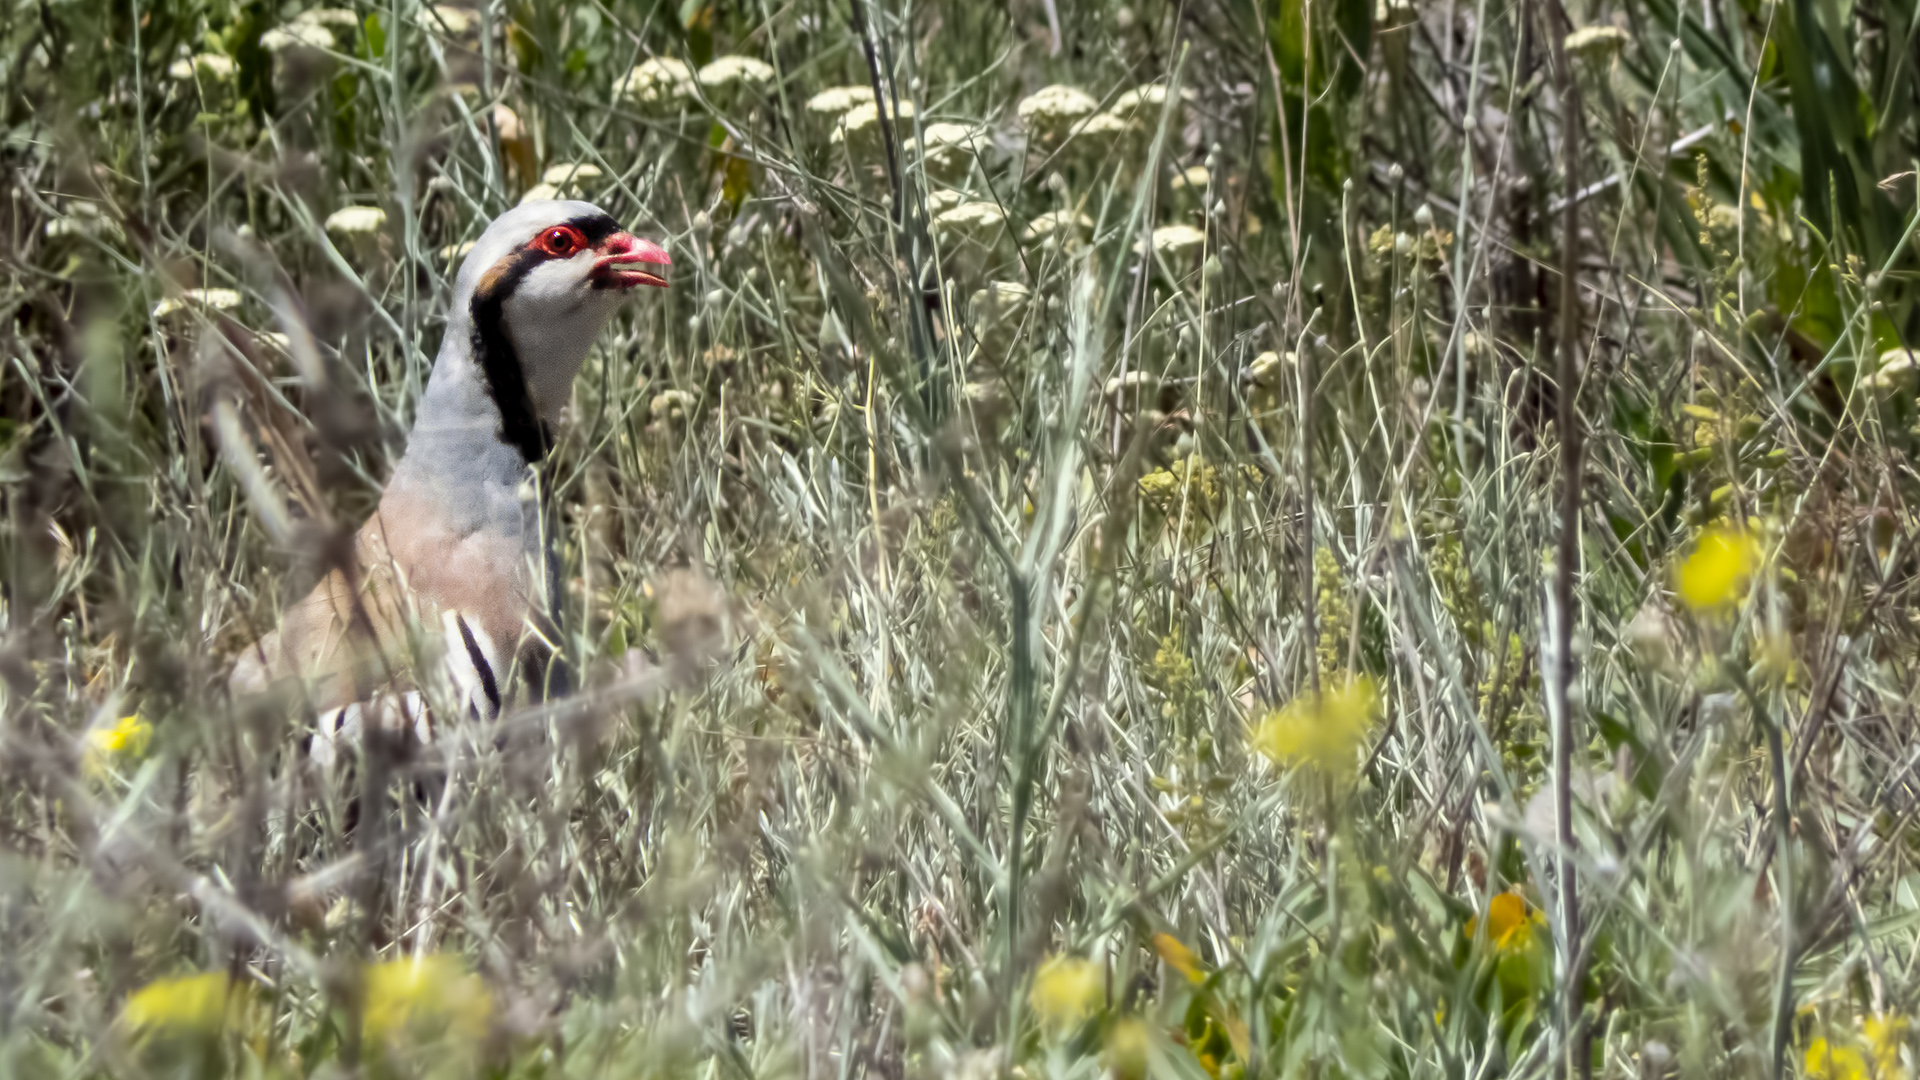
left=535, top=225, right=586, bottom=257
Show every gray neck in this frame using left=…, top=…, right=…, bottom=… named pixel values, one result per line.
left=391, top=323, right=533, bottom=500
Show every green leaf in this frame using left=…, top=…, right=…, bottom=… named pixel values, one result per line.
left=363, top=12, right=385, bottom=59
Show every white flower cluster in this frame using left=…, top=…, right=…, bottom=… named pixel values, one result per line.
left=697, top=56, right=774, bottom=90
left=521, top=163, right=604, bottom=204
left=932, top=200, right=1005, bottom=233
left=260, top=21, right=334, bottom=52
left=1016, top=85, right=1099, bottom=130
left=419, top=5, right=477, bottom=36
left=168, top=53, right=236, bottom=80
left=1019, top=81, right=1192, bottom=152
left=805, top=85, right=874, bottom=117
left=831, top=99, right=915, bottom=146
left=908, top=122, right=984, bottom=177
left=1564, top=25, right=1630, bottom=56
left=261, top=8, right=355, bottom=52
left=615, top=57, right=695, bottom=104
left=617, top=55, right=772, bottom=105
left=152, top=288, right=243, bottom=319
left=324, top=205, right=386, bottom=236
left=1021, top=209, right=1093, bottom=246
left=1134, top=224, right=1205, bottom=260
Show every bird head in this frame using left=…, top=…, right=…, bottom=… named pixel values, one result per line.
left=451, top=200, right=671, bottom=456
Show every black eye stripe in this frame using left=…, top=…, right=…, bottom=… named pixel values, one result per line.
left=567, top=213, right=621, bottom=244
left=520, top=214, right=619, bottom=260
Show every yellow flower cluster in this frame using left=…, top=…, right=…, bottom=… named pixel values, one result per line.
left=1138, top=455, right=1260, bottom=541
left=1313, top=547, right=1350, bottom=678
left=362, top=954, right=494, bottom=1046
left=1466, top=890, right=1546, bottom=952
left=1675, top=525, right=1761, bottom=612
left=119, top=954, right=492, bottom=1054
left=1029, top=954, right=1102, bottom=1028
left=1250, top=675, right=1379, bottom=779
left=1149, top=633, right=1201, bottom=722
left=85, top=714, right=152, bottom=778
left=1806, top=1013, right=1909, bottom=1080
left=120, top=971, right=250, bottom=1037
left=1139, top=455, right=1219, bottom=511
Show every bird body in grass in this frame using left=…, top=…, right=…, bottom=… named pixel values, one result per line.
left=229, top=201, right=669, bottom=757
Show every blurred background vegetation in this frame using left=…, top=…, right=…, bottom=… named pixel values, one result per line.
left=5, top=0, right=1920, bottom=1076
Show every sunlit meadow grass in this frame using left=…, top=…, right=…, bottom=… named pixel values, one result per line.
left=6, top=1, right=1920, bottom=1078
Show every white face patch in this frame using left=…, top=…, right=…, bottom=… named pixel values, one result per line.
left=502, top=256, right=627, bottom=420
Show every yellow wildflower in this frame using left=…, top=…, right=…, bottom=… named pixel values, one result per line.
left=1106, top=1016, right=1153, bottom=1079
left=1754, top=626, right=1797, bottom=685
left=1313, top=547, right=1351, bottom=677
left=1868, top=1013, right=1910, bottom=1074
left=120, top=971, right=247, bottom=1037
left=1250, top=675, right=1379, bottom=779
left=85, top=714, right=152, bottom=776
left=1802, top=1013, right=1911, bottom=1080
left=362, top=954, right=493, bottom=1046
left=1029, top=954, right=1102, bottom=1028
left=1807, top=1036, right=1872, bottom=1080
left=1466, top=890, right=1546, bottom=951
left=1675, top=525, right=1761, bottom=612
left=1153, top=932, right=1206, bottom=984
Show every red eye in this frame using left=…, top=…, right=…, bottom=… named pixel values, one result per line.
left=536, top=226, right=585, bottom=257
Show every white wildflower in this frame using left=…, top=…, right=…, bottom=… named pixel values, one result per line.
left=933, top=201, right=1006, bottom=232
left=260, top=21, right=335, bottom=51
left=1021, top=209, right=1093, bottom=244
left=295, top=7, right=360, bottom=33
left=924, top=189, right=966, bottom=215
left=969, top=282, right=1030, bottom=349
left=45, top=202, right=116, bottom=239
left=1018, top=84, right=1099, bottom=125
left=324, top=205, right=387, bottom=235
left=518, top=183, right=561, bottom=205
left=420, top=4, right=476, bottom=35
left=831, top=100, right=915, bottom=146
left=806, top=85, right=874, bottom=117
left=1107, top=84, right=1190, bottom=117
left=974, top=280, right=1029, bottom=311
left=1105, top=369, right=1159, bottom=397
left=1246, top=350, right=1292, bottom=387
left=439, top=240, right=476, bottom=264
left=651, top=389, right=697, bottom=420
left=152, top=288, right=243, bottom=319
left=170, top=53, right=236, bottom=80
left=913, top=122, right=982, bottom=152
left=1564, top=25, right=1630, bottom=56
left=1066, top=111, right=1129, bottom=143
left=1867, top=348, right=1919, bottom=392
left=616, top=57, right=695, bottom=104
left=1018, top=84, right=1098, bottom=144
left=697, top=55, right=775, bottom=90
left=1170, top=164, right=1210, bottom=192
left=1135, top=224, right=1206, bottom=260
left=541, top=162, right=604, bottom=187
left=910, top=122, right=983, bottom=175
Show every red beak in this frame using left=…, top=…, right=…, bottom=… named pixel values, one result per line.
left=593, top=233, right=671, bottom=289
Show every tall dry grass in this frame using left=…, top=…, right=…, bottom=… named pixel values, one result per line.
left=4, top=1, right=1920, bottom=1077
